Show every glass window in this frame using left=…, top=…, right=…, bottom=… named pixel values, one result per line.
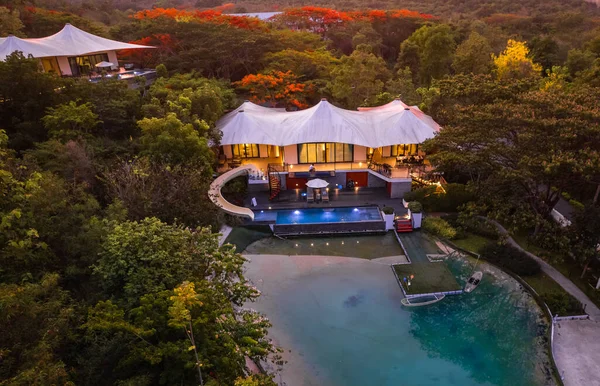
left=232, top=144, right=260, bottom=158
left=392, top=144, right=414, bottom=157
left=297, top=143, right=353, bottom=163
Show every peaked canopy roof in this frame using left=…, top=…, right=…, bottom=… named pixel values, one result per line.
left=217, top=99, right=441, bottom=148
left=0, top=24, right=153, bottom=61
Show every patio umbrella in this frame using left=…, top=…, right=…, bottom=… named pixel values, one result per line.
left=95, top=61, right=114, bottom=68
left=306, top=178, right=329, bottom=189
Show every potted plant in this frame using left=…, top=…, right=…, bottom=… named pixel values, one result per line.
left=408, top=201, right=423, bottom=229
left=381, top=206, right=395, bottom=230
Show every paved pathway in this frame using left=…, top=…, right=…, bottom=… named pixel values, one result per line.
left=486, top=219, right=600, bottom=319
left=218, top=224, right=233, bottom=246
left=484, top=218, right=600, bottom=386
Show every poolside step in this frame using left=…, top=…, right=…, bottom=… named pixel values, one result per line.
left=395, top=219, right=413, bottom=233
left=269, top=177, right=281, bottom=200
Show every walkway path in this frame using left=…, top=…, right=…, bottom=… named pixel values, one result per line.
left=486, top=218, right=600, bottom=319
left=218, top=225, right=233, bottom=246
left=484, top=218, right=600, bottom=386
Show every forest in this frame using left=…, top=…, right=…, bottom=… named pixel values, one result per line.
left=1, top=0, right=600, bottom=384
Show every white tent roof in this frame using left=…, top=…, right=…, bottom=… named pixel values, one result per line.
left=0, top=24, right=153, bottom=61
left=217, top=99, right=441, bottom=148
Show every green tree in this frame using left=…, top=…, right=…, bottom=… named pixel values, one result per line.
left=397, top=39, right=421, bottom=84
left=419, top=25, right=456, bottom=85
left=567, top=204, right=600, bottom=278
left=103, top=158, right=222, bottom=229
left=0, top=53, right=65, bottom=150
left=138, top=113, right=213, bottom=167
left=565, top=49, right=595, bottom=78
left=86, top=219, right=277, bottom=384
left=0, top=6, right=24, bottom=36
left=264, top=48, right=338, bottom=82
left=42, top=101, right=101, bottom=142
left=385, top=66, right=420, bottom=105
left=425, top=76, right=600, bottom=233
left=156, top=63, right=168, bottom=78
left=0, top=274, right=75, bottom=384
left=329, top=44, right=391, bottom=108
left=399, top=24, right=456, bottom=85
left=529, top=36, right=560, bottom=74
left=141, top=73, right=234, bottom=131
left=452, top=32, right=493, bottom=75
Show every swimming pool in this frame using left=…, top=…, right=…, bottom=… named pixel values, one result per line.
left=245, top=254, right=557, bottom=386
left=254, top=206, right=383, bottom=224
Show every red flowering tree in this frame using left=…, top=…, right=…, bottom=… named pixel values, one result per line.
left=272, top=7, right=434, bottom=35
left=131, top=7, right=268, bottom=31
left=120, top=33, right=177, bottom=68
left=234, top=71, right=313, bottom=109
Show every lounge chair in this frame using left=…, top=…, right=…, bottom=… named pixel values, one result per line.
left=315, top=191, right=322, bottom=202
left=307, top=192, right=314, bottom=203
left=322, top=190, right=329, bottom=202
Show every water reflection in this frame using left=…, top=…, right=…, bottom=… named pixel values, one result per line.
left=407, top=259, right=555, bottom=386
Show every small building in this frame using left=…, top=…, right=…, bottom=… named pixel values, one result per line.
left=215, top=98, right=441, bottom=199
left=0, top=23, right=153, bottom=77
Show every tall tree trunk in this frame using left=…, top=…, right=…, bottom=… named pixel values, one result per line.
left=594, top=183, right=600, bottom=205
left=581, top=256, right=592, bottom=279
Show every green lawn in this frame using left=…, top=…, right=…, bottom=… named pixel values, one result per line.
left=393, top=262, right=462, bottom=295
left=452, top=233, right=489, bottom=254
left=222, top=225, right=272, bottom=253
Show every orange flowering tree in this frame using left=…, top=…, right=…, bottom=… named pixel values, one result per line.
left=234, top=71, right=313, bottom=109
left=120, top=33, right=177, bottom=68
left=272, top=7, right=434, bottom=35
left=131, top=8, right=269, bottom=31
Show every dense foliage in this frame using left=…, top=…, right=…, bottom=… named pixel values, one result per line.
left=480, top=242, right=542, bottom=276
left=1, top=0, right=600, bottom=382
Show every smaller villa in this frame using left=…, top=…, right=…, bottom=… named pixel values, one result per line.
left=0, top=23, right=153, bottom=78
left=215, top=98, right=442, bottom=202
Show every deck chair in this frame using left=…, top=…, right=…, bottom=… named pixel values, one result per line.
left=315, top=191, right=322, bottom=202
left=322, top=190, right=330, bottom=202
left=307, top=192, right=314, bottom=203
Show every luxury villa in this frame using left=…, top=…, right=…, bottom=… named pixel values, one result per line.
left=210, top=97, right=443, bottom=227
left=216, top=98, right=441, bottom=193
left=0, top=23, right=153, bottom=79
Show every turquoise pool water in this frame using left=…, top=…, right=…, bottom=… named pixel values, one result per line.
left=251, top=257, right=555, bottom=386
left=253, top=206, right=382, bottom=224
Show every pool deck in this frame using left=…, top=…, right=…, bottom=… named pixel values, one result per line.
left=245, top=187, right=409, bottom=215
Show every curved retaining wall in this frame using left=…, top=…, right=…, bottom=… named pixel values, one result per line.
left=209, top=165, right=258, bottom=220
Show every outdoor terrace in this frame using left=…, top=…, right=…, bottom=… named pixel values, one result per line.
left=218, top=156, right=434, bottom=181
left=245, top=186, right=409, bottom=215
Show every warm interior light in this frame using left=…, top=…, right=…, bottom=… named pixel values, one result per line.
left=290, top=164, right=293, bottom=169
left=359, top=162, right=362, bottom=167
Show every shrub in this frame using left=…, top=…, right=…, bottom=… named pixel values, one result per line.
left=404, top=183, right=474, bottom=212
left=480, top=242, right=541, bottom=276
left=542, top=292, right=584, bottom=316
left=422, top=217, right=457, bottom=239
left=408, top=201, right=422, bottom=213
left=382, top=206, right=394, bottom=215
left=156, top=63, right=168, bottom=78
left=459, top=216, right=500, bottom=240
